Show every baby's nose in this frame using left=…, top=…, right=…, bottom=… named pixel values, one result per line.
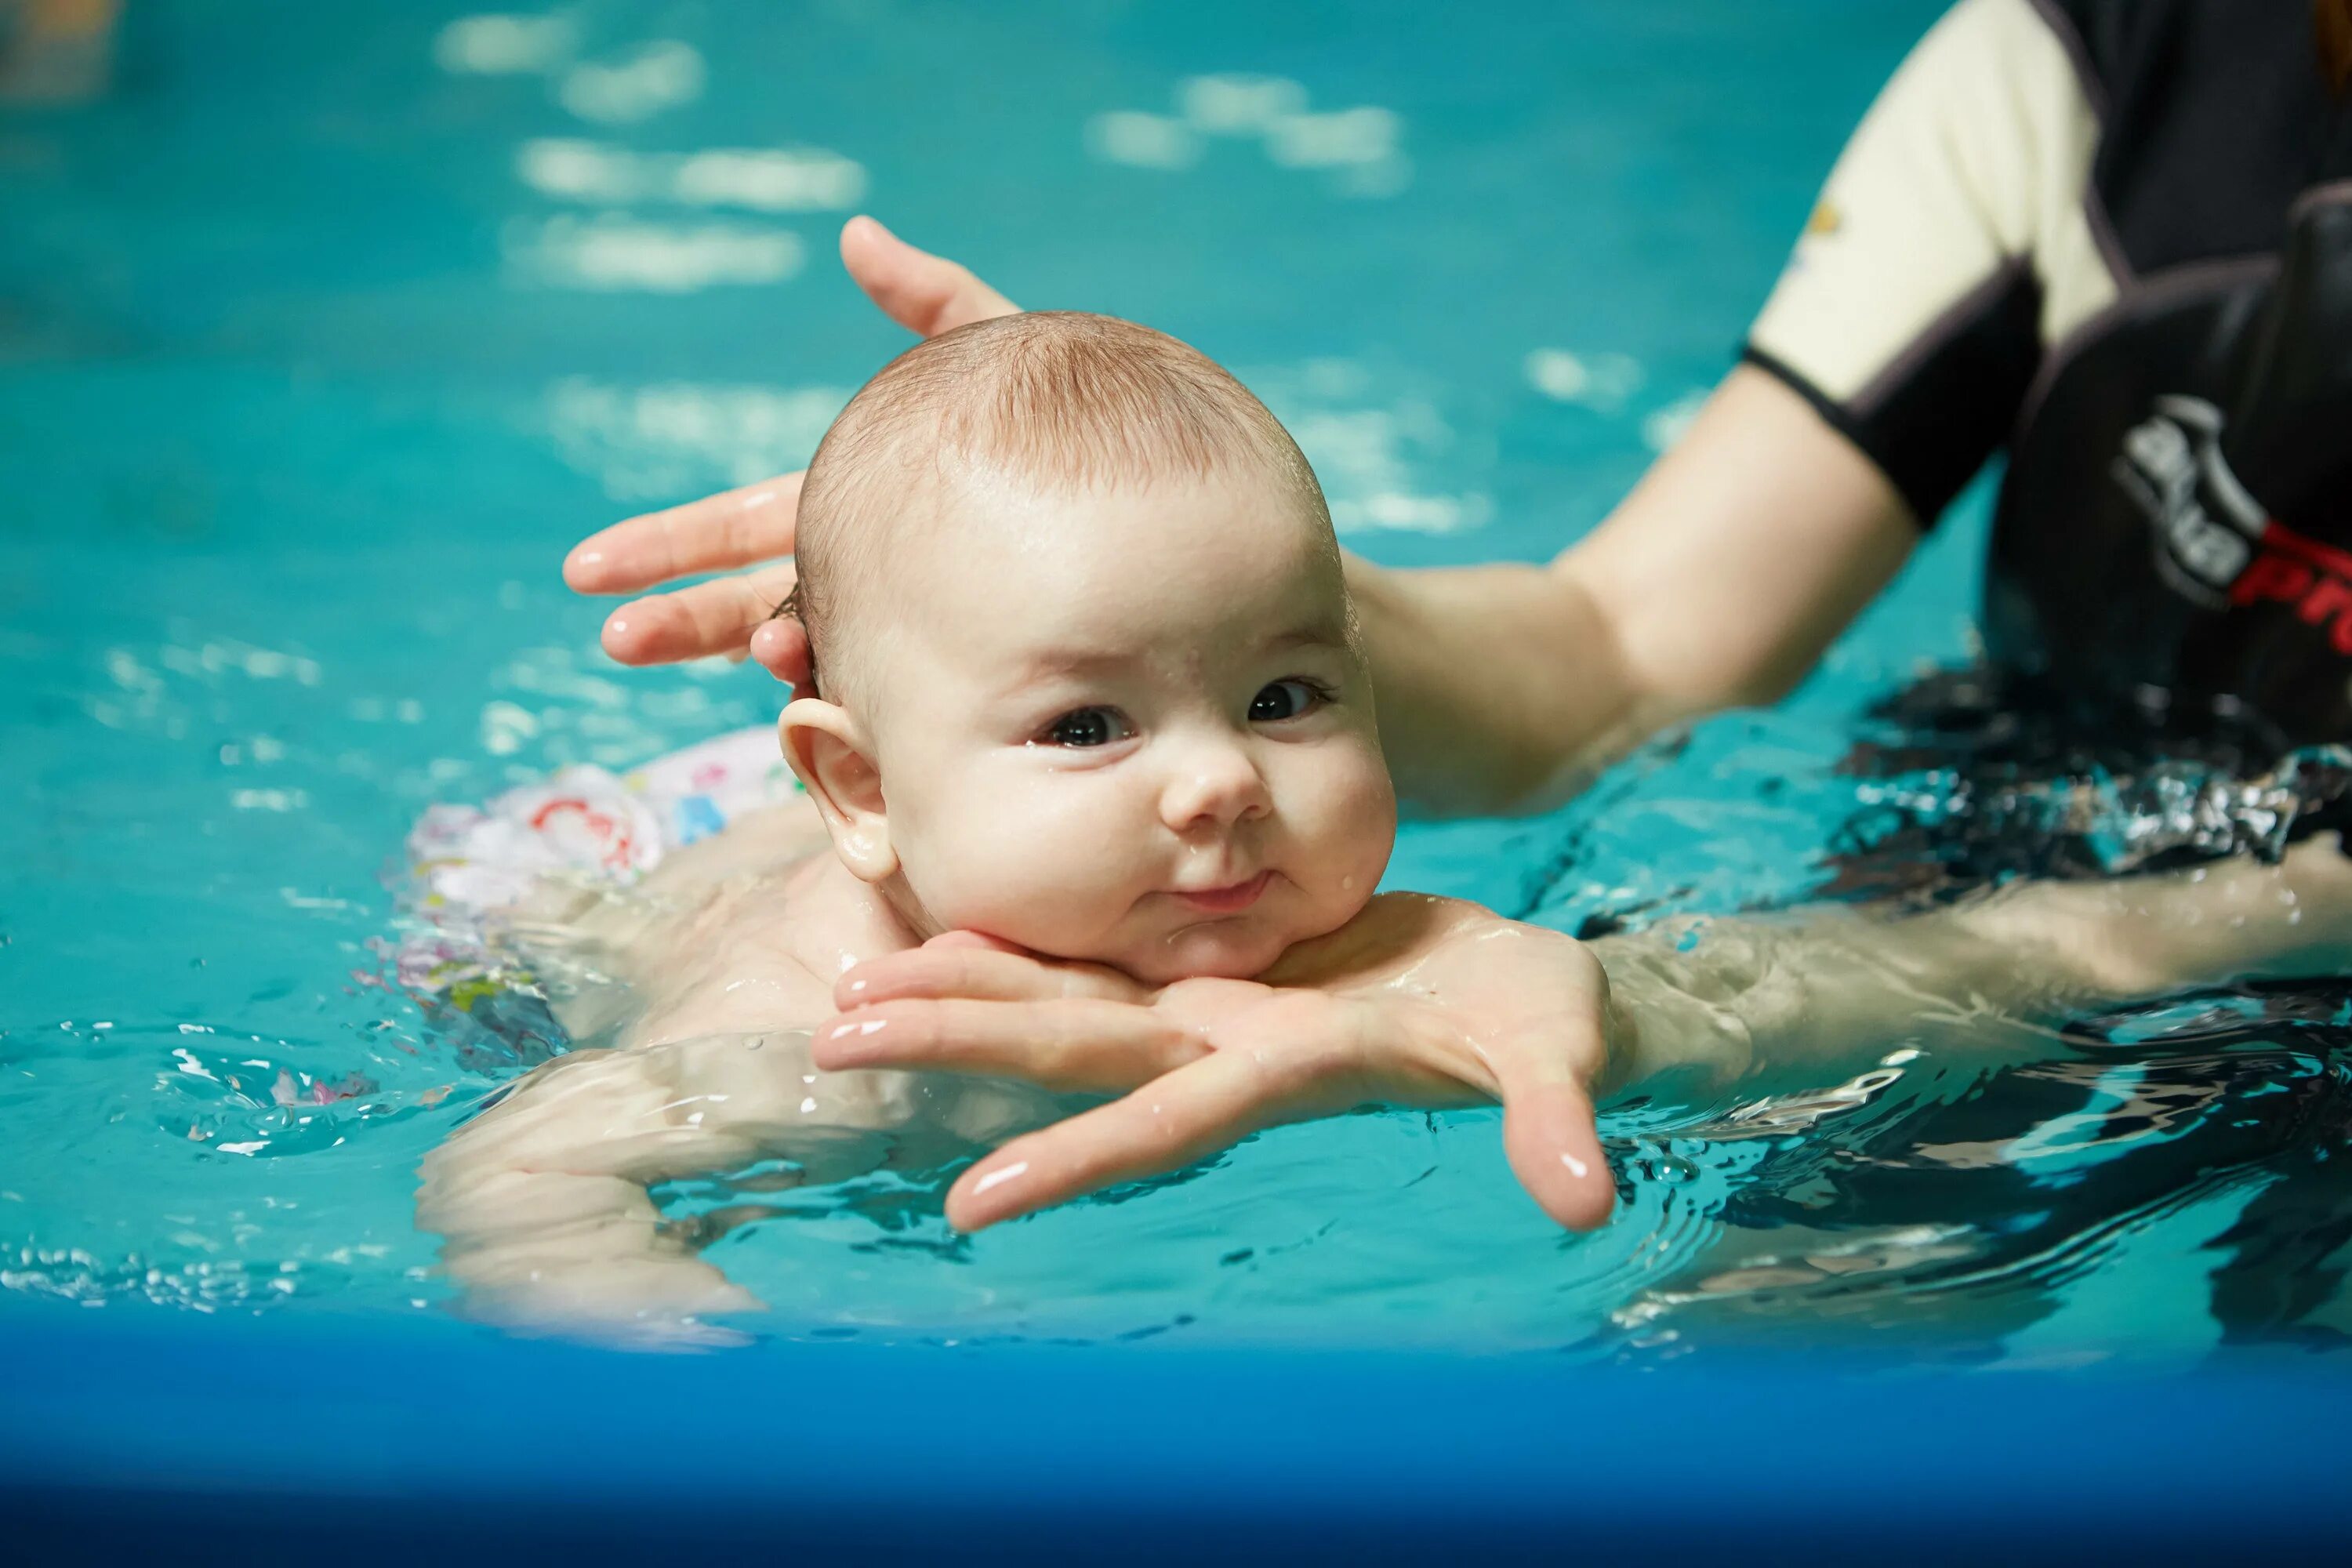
left=1159, top=738, right=1272, bottom=832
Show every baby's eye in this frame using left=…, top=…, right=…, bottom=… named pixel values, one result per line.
left=1248, top=678, right=1331, bottom=724
left=1038, top=706, right=1134, bottom=748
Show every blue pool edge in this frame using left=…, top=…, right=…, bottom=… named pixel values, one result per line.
left=4, top=1298, right=2349, bottom=1563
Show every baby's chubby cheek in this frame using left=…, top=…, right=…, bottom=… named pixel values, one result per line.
left=1287, top=741, right=1398, bottom=925
left=887, top=786, right=1155, bottom=958
left=880, top=736, right=1397, bottom=979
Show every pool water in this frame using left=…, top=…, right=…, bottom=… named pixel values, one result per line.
left=6, top=0, right=2349, bottom=1364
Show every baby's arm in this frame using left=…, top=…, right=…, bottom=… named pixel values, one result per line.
left=418, top=1040, right=773, bottom=1342
left=417, top=811, right=956, bottom=1341
left=416, top=1028, right=934, bottom=1343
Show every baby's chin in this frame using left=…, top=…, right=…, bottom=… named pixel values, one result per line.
left=1102, top=916, right=1318, bottom=986
left=969, top=882, right=1373, bottom=986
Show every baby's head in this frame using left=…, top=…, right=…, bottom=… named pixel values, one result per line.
left=779, top=311, right=1395, bottom=984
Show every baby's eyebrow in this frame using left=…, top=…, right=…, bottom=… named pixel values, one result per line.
left=1008, top=619, right=1347, bottom=685
left=1014, top=647, right=1136, bottom=681
left=1265, top=626, right=1344, bottom=653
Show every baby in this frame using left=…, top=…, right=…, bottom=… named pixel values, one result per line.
left=417, top=312, right=1611, bottom=1341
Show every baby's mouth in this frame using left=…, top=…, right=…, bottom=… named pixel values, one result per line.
left=1169, top=870, right=1272, bottom=916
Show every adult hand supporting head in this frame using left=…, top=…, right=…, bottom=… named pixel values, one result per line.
left=561, top=216, right=1019, bottom=683
left=812, top=916, right=1622, bottom=1233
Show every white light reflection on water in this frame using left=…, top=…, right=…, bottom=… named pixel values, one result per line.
left=543, top=377, right=847, bottom=501
left=501, top=215, right=804, bottom=292
left=452, top=21, right=832, bottom=296
left=518, top=139, right=867, bottom=214
left=1176, top=74, right=1308, bottom=135
left=1249, top=359, right=1490, bottom=536
left=1088, top=74, right=1410, bottom=198
left=1525, top=350, right=1711, bottom=456
left=1640, top=388, right=1711, bottom=452
left=433, top=13, right=578, bottom=76
left=1525, top=347, right=1645, bottom=414
left=555, top=40, right=706, bottom=125
left=1085, top=112, right=1199, bottom=172
left=434, top=17, right=704, bottom=125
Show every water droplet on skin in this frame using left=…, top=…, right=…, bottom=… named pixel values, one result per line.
left=1560, top=1152, right=1589, bottom=1178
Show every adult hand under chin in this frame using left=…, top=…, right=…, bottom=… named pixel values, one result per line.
left=815, top=925, right=1620, bottom=1234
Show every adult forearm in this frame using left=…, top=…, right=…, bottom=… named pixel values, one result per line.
left=1594, top=837, right=2352, bottom=1094
left=1348, top=554, right=1671, bottom=815
left=1348, top=368, right=1918, bottom=818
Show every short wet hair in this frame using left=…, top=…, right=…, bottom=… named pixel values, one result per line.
left=789, top=310, right=1330, bottom=704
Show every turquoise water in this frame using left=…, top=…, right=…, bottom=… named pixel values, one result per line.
left=6, top=0, right=2347, bottom=1363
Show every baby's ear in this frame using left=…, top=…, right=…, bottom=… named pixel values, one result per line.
left=779, top=698, right=897, bottom=884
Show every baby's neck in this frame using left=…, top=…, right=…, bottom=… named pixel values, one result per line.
left=788, top=849, right=936, bottom=978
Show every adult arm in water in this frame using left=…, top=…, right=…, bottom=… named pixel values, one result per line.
left=815, top=836, right=2352, bottom=1231
left=561, top=220, right=1914, bottom=817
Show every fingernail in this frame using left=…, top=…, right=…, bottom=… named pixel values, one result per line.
left=972, top=1160, right=1029, bottom=1196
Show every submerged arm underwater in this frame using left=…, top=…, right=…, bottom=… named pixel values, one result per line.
left=416, top=1036, right=793, bottom=1345
left=416, top=1029, right=1040, bottom=1345
left=408, top=800, right=1045, bottom=1344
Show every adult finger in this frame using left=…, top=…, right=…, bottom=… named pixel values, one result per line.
left=599, top=562, right=799, bottom=666
left=746, top=615, right=813, bottom=688
left=813, top=997, right=1203, bottom=1093
left=564, top=474, right=804, bottom=594
left=1488, top=1036, right=1615, bottom=1231
left=921, top=930, right=1030, bottom=955
left=943, top=1050, right=1291, bottom=1231
left=840, top=215, right=1018, bottom=339
left=837, top=945, right=1149, bottom=1010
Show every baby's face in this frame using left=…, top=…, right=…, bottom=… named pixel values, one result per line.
left=844, top=466, right=1395, bottom=984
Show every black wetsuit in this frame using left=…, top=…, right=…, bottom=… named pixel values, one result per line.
left=1738, top=0, right=2352, bottom=886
